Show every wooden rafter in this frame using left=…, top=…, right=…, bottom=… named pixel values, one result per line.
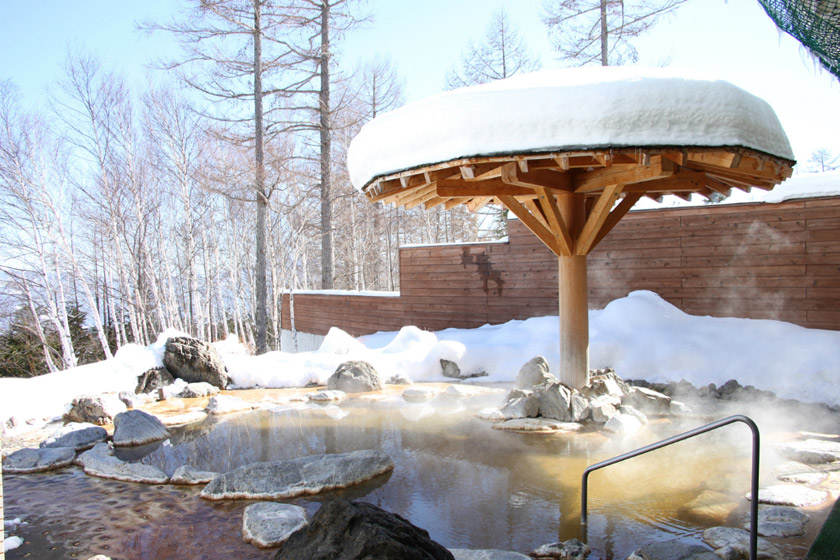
left=575, top=184, right=624, bottom=255
left=498, top=195, right=563, bottom=255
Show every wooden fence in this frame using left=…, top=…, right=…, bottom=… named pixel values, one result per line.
left=280, top=196, right=840, bottom=337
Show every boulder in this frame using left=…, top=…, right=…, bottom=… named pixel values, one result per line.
left=63, top=394, right=127, bottom=425
left=585, top=369, right=627, bottom=399
left=744, top=505, right=810, bottom=538
left=403, top=387, right=442, bottom=403
left=623, top=386, right=671, bottom=416
left=514, top=357, right=556, bottom=390
left=777, top=439, right=840, bottom=464
left=201, top=449, right=394, bottom=500
left=589, top=395, right=620, bottom=423
left=327, top=361, right=383, bottom=393
left=492, top=419, right=582, bottom=433
left=475, top=408, right=506, bottom=422
left=530, top=538, right=590, bottom=559
left=499, top=395, right=540, bottom=420
left=387, top=373, right=413, bottom=385
left=619, top=405, right=648, bottom=425
left=701, top=526, right=784, bottom=560
left=308, top=390, right=347, bottom=404
left=243, top=502, right=308, bottom=548
left=118, top=391, right=142, bottom=409
left=77, top=443, right=168, bottom=484
left=206, top=394, right=254, bottom=415
left=536, top=383, right=572, bottom=421
left=627, top=541, right=718, bottom=560
left=163, top=336, right=230, bottom=388
left=40, top=422, right=107, bottom=452
left=112, top=410, right=170, bottom=447
left=160, top=410, right=208, bottom=428
left=170, top=465, right=217, bottom=485
left=569, top=392, right=590, bottom=422
left=274, top=500, right=454, bottom=560
left=135, top=366, right=175, bottom=394
left=179, top=382, right=221, bottom=398
left=604, top=413, right=643, bottom=435
left=748, top=484, right=829, bottom=507
left=450, top=550, right=530, bottom=559
left=3, top=446, right=76, bottom=474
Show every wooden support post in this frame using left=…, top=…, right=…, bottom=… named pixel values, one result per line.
left=557, top=193, right=589, bottom=389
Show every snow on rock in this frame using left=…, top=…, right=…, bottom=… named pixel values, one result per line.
left=4, top=536, right=24, bottom=553
left=347, top=67, right=793, bottom=190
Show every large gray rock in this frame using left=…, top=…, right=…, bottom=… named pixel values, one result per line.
left=242, top=502, right=308, bottom=548
left=77, top=443, right=169, bottom=484
left=536, top=382, right=572, bottom=421
left=777, top=439, right=840, bottom=464
left=170, top=465, right=217, bottom=485
left=206, top=394, right=254, bottom=415
left=569, top=392, right=590, bottom=422
left=135, top=366, right=175, bottom=394
left=63, top=394, right=127, bottom=425
left=41, top=422, right=107, bottom=451
left=530, top=538, right=590, bottom=559
left=112, top=410, right=170, bottom=447
left=702, top=526, right=784, bottom=560
left=274, top=500, right=454, bottom=560
left=3, top=446, right=76, bottom=474
left=514, top=356, right=556, bottom=390
left=450, top=550, right=530, bottom=560
left=163, top=336, right=230, bottom=388
left=589, top=395, right=620, bottom=423
left=201, top=449, right=394, bottom=500
left=499, top=395, right=540, bottom=420
left=748, top=484, right=829, bottom=507
left=179, top=382, right=220, bottom=398
left=744, top=505, right=810, bottom=537
left=585, top=369, right=627, bottom=399
left=327, top=361, right=383, bottom=393
left=623, top=386, right=671, bottom=416
left=627, top=541, right=718, bottom=560
left=604, top=412, right=643, bottom=435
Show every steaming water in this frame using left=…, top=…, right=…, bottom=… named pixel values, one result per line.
left=3, top=387, right=831, bottom=559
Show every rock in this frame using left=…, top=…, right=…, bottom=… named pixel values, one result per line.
left=403, top=387, right=442, bottom=403
left=492, top=419, right=582, bottom=433
left=475, top=408, right=505, bottom=422
left=387, top=373, right=413, bottom=384
left=242, top=502, right=308, bottom=548
left=77, top=443, right=168, bottom=484
left=514, top=356, right=557, bottom=390
left=744, top=505, right=810, bottom=537
left=589, top=395, right=620, bottom=423
left=585, top=369, right=627, bottom=399
left=327, top=361, right=383, bottom=393
left=623, top=386, right=671, bottom=416
left=201, top=449, right=394, bottom=500
left=274, top=500, right=454, bottom=560
left=670, top=400, right=694, bottom=416
left=536, top=382, right=572, bottom=421
left=569, top=392, right=590, bottom=422
left=40, top=422, right=107, bottom=451
left=3, top=446, right=76, bottom=474
left=604, top=413, right=643, bottom=435
left=627, top=541, right=718, bottom=560
left=63, top=394, right=127, bottom=425
left=683, top=490, right=739, bottom=523
left=170, top=465, right=217, bottom=485
left=499, top=395, right=540, bottom=420
left=308, top=390, right=347, bottom=404
left=702, top=526, right=784, bottom=560
left=163, top=336, right=230, bottom=388
left=135, top=366, right=175, bottom=394
left=118, top=391, right=142, bottom=409
left=179, top=382, right=221, bottom=398
left=206, top=394, right=254, bottom=415
left=441, top=359, right=462, bottom=379
left=530, top=538, right=590, bottom=559
left=112, top=410, right=170, bottom=447
left=773, top=460, right=827, bottom=485
left=747, top=484, right=829, bottom=507
left=619, top=405, right=648, bottom=425
left=777, top=439, right=840, bottom=464
left=450, top=550, right=530, bottom=559
left=160, top=410, right=208, bottom=428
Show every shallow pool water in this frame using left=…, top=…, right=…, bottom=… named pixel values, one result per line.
left=4, top=386, right=833, bottom=559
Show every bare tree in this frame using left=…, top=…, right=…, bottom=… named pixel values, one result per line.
left=542, top=0, right=687, bottom=66
left=446, top=7, right=541, bottom=89
left=809, top=148, right=839, bottom=172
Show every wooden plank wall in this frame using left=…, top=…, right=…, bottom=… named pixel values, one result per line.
left=280, top=197, right=840, bottom=337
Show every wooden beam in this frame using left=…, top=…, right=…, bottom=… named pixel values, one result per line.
left=395, top=183, right=435, bottom=207
left=589, top=192, right=644, bottom=250
left=404, top=188, right=438, bottom=210
left=436, top=181, right=535, bottom=198
left=619, top=169, right=707, bottom=195
left=467, top=196, right=493, bottom=212
left=498, top=195, right=562, bottom=256
left=536, top=187, right=572, bottom=256
left=574, top=184, right=624, bottom=255
left=500, top=162, right=572, bottom=190
left=572, top=156, right=676, bottom=193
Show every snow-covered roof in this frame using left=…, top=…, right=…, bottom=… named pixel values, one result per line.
left=347, top=67, right=794, bottom=191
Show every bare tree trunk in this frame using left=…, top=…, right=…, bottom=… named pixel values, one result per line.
left=600, top=0, right=609, bottom=65
left=21, top=276, right=60, bottom=374
left=319, top=1, right=334, bottom=289
left=253, top=0, right=268, bottom=353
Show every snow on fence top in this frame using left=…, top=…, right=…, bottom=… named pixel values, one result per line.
left=347, top=67, right=794, bottom=191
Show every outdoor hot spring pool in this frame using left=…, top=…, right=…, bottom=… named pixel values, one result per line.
left=3, top=386, right=830, bottom=559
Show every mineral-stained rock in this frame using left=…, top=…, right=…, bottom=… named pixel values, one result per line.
left=243, top=502, right=309, bottom=548
left=112, top=410, right=170, bottom=447
left=170, top=465, right=217, bottom=485
left=777, top=439, right=840, bottom=464
left=499, top=395, right=540, bottom=420
left=77, top=443, right=168, bottom=484
left=402, top=387, right=442, bottom=403
left=63, top=394, right=127, bottom=425
left=744, top=505, right=810, bottom=537
left=307, top=390, right=347, bottom=404
left=163, top=336, right=230, bottom=388
left=702, top=526, right=784, bottom=560
left=450, top=550, right=530, bottom=559
left=274, top=500, right=454, bottom=560
left=135, top=366, right=175, bottom=394
left=179, top=382, right=221, bottom=398
left=747, top=484, right=829, bottom=507
left=623, top=386, right=671, bottom=416
left=41, top=422, right=107, bottom=452
left=201, top=449, right=394, bottom=500
left=327, top=361, right=383, bottom=393
left=3, top=446, right=76, bottom=474
left=514, top=356, right=557, bottom=390
left=628, top=541, right=719, bottom=560
left=530, top=538, right=590, bottom=559
left=206, top=394, right=254, bottom=415
left=536, top=382, right=572, bottom=421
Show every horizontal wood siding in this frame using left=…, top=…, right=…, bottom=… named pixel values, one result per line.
left=281, top=197, right=840, bottom=336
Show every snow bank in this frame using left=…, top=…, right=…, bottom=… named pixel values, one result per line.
left=347, top=67, right=794, bottom=190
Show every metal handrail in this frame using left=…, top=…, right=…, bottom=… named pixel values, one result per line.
left=581, top=414, right=760, bottom=560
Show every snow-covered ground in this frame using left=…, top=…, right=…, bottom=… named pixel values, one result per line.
left=2, top=291, right=839, bottom=434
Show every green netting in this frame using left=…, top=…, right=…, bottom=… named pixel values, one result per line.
left=758, top=0, right=840, bottom=80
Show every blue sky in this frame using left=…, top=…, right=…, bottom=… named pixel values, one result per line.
left=1, top=0, right=837, bottom=168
